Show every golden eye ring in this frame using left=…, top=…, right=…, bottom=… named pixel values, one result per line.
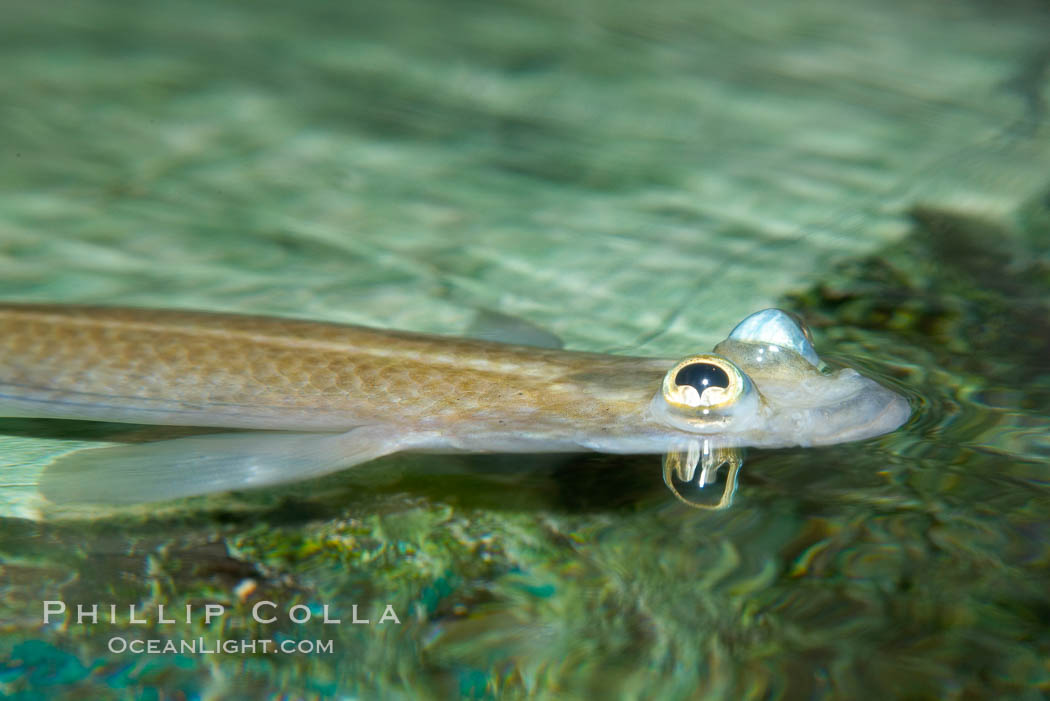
left=661, top=355, right=748, bottom=412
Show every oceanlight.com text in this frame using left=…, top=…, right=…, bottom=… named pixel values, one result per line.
left=108, top=636, right=334, bottom=655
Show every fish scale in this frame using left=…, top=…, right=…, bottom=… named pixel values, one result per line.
left=0, top=304, right=663, bottom=433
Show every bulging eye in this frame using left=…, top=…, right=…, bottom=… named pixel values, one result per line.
left=727, top=308, right=821, bottom=368
left=661, top=355, right=750, bottom=410
left=675, top=362, right=729, bottom=396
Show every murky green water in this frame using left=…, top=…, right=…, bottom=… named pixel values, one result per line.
left=2, top=0, right=1049, bottom=698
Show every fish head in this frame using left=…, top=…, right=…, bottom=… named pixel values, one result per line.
left=650, top=308, right=911, bottom=449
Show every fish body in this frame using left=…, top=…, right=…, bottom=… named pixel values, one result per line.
left=0, top=304, right=678, bottom=453
left=0, top=304, right=911, bottom=504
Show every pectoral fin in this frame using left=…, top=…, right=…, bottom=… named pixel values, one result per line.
left=466, top=309, right=564, bottom=349
left=39, top=426, right=399, bottom=505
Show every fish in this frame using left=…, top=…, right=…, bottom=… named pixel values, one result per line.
left=0, top=304, right=911, bottom=508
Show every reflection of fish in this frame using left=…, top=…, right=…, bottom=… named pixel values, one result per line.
left=0, top=304, right=909, bottom=506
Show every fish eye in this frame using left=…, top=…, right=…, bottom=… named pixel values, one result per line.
left=727, top=308, right=821, bottom=368
left=675, top=362, right=729, bottom=395
left=661, top=355, right=749, bottom=411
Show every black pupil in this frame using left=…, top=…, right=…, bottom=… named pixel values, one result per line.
left=674, top=363, right=729, bottom=394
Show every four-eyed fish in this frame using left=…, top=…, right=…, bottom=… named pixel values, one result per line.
left=0, top=304, right=910, bottom=507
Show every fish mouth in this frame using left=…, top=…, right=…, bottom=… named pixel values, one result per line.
left=841, top=385, right=912, bottom=442
left=784, top=380, right=912, bottom=448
